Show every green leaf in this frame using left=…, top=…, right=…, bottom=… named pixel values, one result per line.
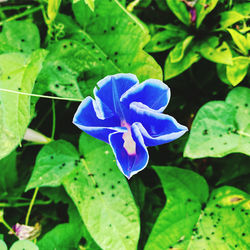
left=38, top=204, right=86, bottom=250
left=166, top=0, right=190, bottom=26
left=84, top=0, right=95, bottom=11
left=0, top=240, right=7, bottom=250
left=145, top=166, right=209, bottom=249
left=216, top=10, right=245, bottom=30
left=232, top=2, right=250, bottom=16
left=0, top=151, right=17, bottom=193
left=10, top=240, right=38, bottom=250
left=184, top=87, right=250, bottom=159
left=188, top=186, right=250, bottom=249
left=71, top=0, right=162, bottom=87
left=226, top=57, right=249, bottom=86
left=199, top=36, right=233, bottom=65
left=195, top=0, right=219, bottom=28
left=26, top=140, right=80, bottom=191
left=227, top=28, right=248, bottom=55
left=63, top=133, right=140, bottom=250
left=164, top=44, right=200, bottom=80
left=0, top=50, right=47, bottom=160
left=0, top=21, right=40, bottom=54
left=145, top=24, right=187, bottom=53
left=170, top=35, right=193, bottom=63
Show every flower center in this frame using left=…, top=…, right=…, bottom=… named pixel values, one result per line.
left=121, top=120, right=136, bottom=155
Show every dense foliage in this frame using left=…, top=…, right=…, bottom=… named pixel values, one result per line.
left=0, top=0, right=249, bottom=249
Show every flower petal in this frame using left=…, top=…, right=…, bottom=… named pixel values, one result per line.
left=121, top=79, right=170, bottom=112
left=129, top=102, right=188, bottom=146
left=94, top=73, right=139, bottom=118
left=73, top=97, right=125, bottom=143
left=109, top=124, right=149, bottom=179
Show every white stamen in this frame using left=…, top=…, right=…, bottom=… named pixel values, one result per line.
left=121, top=121, right=136, bottom=155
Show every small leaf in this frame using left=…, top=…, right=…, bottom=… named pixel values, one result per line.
left=0, top=21, right=40, bottom=54
left=188, top=186, right=250, bottom=249
left=63, top=133, right=140, bottom=250
left=145, top=166, right=209, bottom=249
left=170, top=35, right=194, bottom=63
left=227, top=28, right=248, bottom=55
left=199, top=36, right=233, bottom=65
left=166, top=0, right=190, bottom=26
left=226, top=57, right=249, bottom=86
left=26, top=140, right=79, bottom=191
left=145, top=24, right=187, bottom=53
left=184, top=87, right=250, bottom=158
left=0, top=240, right=7, bottom=250
left=195, top=0, right=219, bottom=28
left=0, top=50, right=47, bottom=160
left=216, top=10, right=245, bottom=30
left=10, top=240, right=38, bottom=250
left=84, top=0, right=95, bottom=11
left=164, top=44, right=200, bottom=80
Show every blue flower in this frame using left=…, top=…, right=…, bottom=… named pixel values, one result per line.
left=73, top=74, right=188, bottom=179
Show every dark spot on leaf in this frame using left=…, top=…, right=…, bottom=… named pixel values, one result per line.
left=18, top=87, right=21, bottom=91
left=98, top=58, right=102, bottom=61
left=111, top=194, right=115, bottom=197
left=235, top=245, right=238, bottom=248
left=59, top=166, right=63, bottom=169
left=95, top=183, right=98, bottom=188
left=92, top=45, right=95, bottom=49
left=210, top=147, right=214, bottom=151
left=104, top=30, right=107, bottom=33
left=210, top=212, right=214, bottom=217
left=91, top=196, right=95, bottom=200
left=193, top=209, right=197, bottom=213
left=204, top=213, right=207, bottom=216
left=62, top=163, right=66, bottom=167
left=201, top=203, right=206, bottom=210
left=242, top=233, right=245, bottom=236
left=114, top=59, right=118, bottom=63
left=125, top=203, right=128, bottom=206
left=197, top=236, right=202, bottom=239
left=235, top=105, right=239, bottom=109
left=206, top=237, right=210, bottom=240
left=106, top=56, right=110, bottom=60
left=57, top=66, right=62, bottom=71
left=169, top=246, right=173, bottom=249
left=224, top=142, right=227, bottom=145
left=221, top=237, right=225, bottom=240
left=82, top=38, right=86, bottom=42
left=114, top=52, right=118, bottom=56
left=63, top=45, right=67, bottom=48
left=213, top=225, right=217, bottom=228
left=20, top=49, right=24, bottom=52
left=211, top=232, right=214, bottom=235
left=109, top=168, right=112, bottom=172
left=117, top=181, right=121, bottom=184
left=101, top=191, right=105, bottom=195
left=213, top=196, right=216, bottom=200
left=220, top=48, right=227, bottom=52
left=80, top=155, right=84, bottom=159
left=203, top=129, right=208, bottom=135
left=111, top=185, right=115, bottom=189
left=111, top=26, right=115, bottom=30
left=109, top=224, right=112, bottom=227
left=21, top=39, right=25, bottom=42
left=215, top=204, right=221, bottom=208
left=245, top=103, right=248, bottom=107
left=187, top=198, right=192, bottom=202
left=232, top=207, right=235, bottom=211
left=102, top=173, right=106, bottom=176
left=157, top=41, right=161, bottom=45
left=55, top=84, right=59, bottom=88
left=78, top=201, right=81, bottom=204
left=70, top=42, right=73, bottom=46
left=74, top=177, right=78, bottom=181
left=7, top=76, right=11, bottom=80
left=241, top=209, right=245, bottom=212
left=245, top=212, right=248, bottom=215
left=50, top=156, right=54, bottom=159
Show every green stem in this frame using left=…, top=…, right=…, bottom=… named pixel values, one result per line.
left=0, top=200, right=51, bottom=208
left=0, top=88, right=82, bottom=102
left=51, top=100, right=56, bottom=140
left=0, top=6, right=43, bottom=26
left=0, top=5, right=32, bottom=11
left=1, top=219, right=16, bottom=235
left=25, top=187, right=39, bottom=225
